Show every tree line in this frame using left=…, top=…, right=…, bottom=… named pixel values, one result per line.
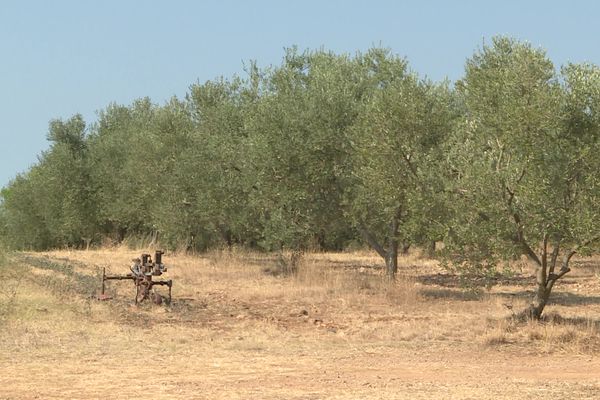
left=2, top=37, right=600, bottom=318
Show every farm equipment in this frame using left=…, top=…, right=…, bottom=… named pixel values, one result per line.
left=99, top=250, right=172, bottom=304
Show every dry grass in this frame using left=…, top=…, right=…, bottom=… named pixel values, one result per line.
left=1, top=247, right=600, bottom=399
left=482, top=310, right=600, bottom=354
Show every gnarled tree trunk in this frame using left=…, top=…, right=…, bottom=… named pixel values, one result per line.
left=359, top=207, right=402, bottom=280
left=523, top=236, right=573, bottom=320
left=385, top=238, right=399, bottom=278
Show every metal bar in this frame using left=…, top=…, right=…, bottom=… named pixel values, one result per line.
left=150, top=280, right=172, bottom=286
left=103, top=274, right=135, bottom=280
left=168, top=280, right=172, bottom=303
left=99, top=251, right=172, bottom=304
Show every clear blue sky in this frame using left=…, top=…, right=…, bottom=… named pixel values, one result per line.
left=1, top=0, right=599, bottom=188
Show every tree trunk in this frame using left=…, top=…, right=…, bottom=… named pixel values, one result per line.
left=219, top=225, right=234, bottom=249
left=116, top=226, right=127, bottom=243
left=527, top=281, right=550, bottom=320
left=401, top=242, right=411, bottom=255
left=385, top=207, right=401, bottom=279
left=426, top=240, right=436, bottom=258
left=523, top=241, right=573, bottom=320
left=358, top=207, right=402, bottom=280
left=386, top=241, right=399, bottom=278
left=358, top=226, right=399, bottom=280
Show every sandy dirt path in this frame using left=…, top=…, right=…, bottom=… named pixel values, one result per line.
left=2, top=347, right=599, bottom=399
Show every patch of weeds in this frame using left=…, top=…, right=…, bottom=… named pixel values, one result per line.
left=444, top=259, right=517, bottom=295
left=263, top=250, right=303, bottom=277
left=482, top=317, right=518, bottom=347
left=17, top=254, right=102, bottom=299
left=0, top=251, right=25, bottom=322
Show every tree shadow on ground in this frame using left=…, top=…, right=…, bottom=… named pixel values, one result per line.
left=539, top=313, right=600, bottom=329
left=417, top=271, right=600, bottom=307
left=416, top=272, right=534, bottom=289
left=488, top=289, right=600, bottom=307
left=548, top=291, right=600, bottom=306
left=326, top=260, right=383, bottom=271
left=570, top=259, right=600, bottom=271
left=419, top=287, right=484, bottom=301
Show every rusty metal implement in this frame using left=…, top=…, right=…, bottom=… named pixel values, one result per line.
left=100, top=250, right=172, bottom=304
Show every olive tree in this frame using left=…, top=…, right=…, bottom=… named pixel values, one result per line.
left=445, top=37, right=600, bottom=318
left=348, top=54, right=454, bottom=278
left=88, top=100, right=154, bottom=240
left=162, top=77, right=258, bottom=250
left=246, top=48, right=367, bottom=253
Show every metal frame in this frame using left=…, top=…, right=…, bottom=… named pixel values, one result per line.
left=100, top=250, right=172, bottom=304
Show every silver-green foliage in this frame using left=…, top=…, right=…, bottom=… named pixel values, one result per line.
left=348, top=56, right=455, bottom=276
left=1, top=115, right=96, bottom=249
left=247, top=48, right=374, bottom=250
left=444, top=37, right=600, bottom=317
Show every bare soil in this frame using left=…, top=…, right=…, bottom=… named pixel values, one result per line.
left=1, top=248, right=600, bottom=399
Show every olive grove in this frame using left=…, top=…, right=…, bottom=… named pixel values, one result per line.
left=1, top=38, right=599, bottom=317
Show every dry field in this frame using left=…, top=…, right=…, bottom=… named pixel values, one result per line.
left=1, top=247, right=600, bottom=399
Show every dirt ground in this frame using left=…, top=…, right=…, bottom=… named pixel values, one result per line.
left=1, top=248, right=600, bottom=399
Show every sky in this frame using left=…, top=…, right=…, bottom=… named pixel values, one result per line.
left=1, top=0, right=599, bottom=188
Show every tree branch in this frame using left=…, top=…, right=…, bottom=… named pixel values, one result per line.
left=382, top=127, right=422, bottom=185
left=546, top=236, right=600, bottom=290
left=358, top=223, right=387, bottom=260
left=511, top=211, right=541, bottom=266
left=389, top=206, right=402, bottom=239
left=520, top=235, right=542, bottom=266
left=546, top=257, right=572, bottom=292
left=401, top=153, right=420, bottom=182
left=578, top=235, right=600, bottom=250
left=548, top=239, right=560, bottom=275
left=541, top=232, right=548, bottom=270
left=503, top=173, right=541, bottom=266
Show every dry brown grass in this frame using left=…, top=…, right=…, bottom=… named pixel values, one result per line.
left=1, top=248, right=600, bottom=399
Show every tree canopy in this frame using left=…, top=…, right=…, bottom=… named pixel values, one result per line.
left=1, top=38, right=600, bottom=318
left=444, top=37, right=600, bottom=317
